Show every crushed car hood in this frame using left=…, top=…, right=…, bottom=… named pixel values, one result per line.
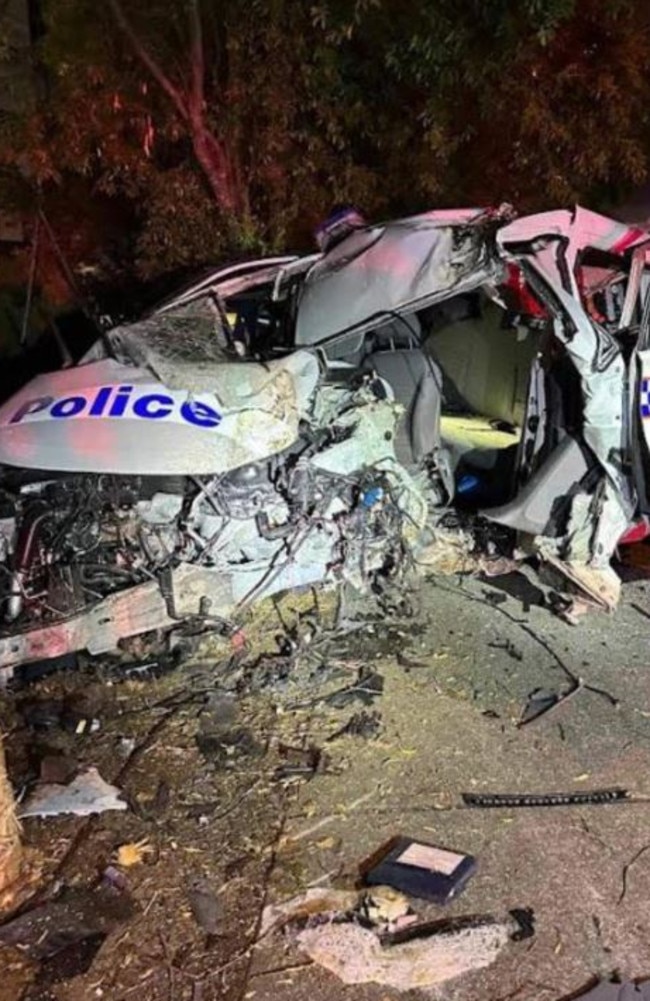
left=0, top=353, right=320, bottom=475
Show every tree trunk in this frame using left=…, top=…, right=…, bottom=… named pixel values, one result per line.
left=107, top=0, right=246, bottom=219
left=191, top=124, right=241, bottom=216
left=0, top=732, right=20, bottom=906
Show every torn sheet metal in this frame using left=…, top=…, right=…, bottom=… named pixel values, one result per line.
left=497, top=208, right=640, bottom=586
left=497, top=207, right=649, bottom=274
left=498, top=210, right=635, bottom=524
left=296, top=211, right=505, bottom=346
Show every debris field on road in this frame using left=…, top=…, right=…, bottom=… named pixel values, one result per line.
left=1, top=566, right=650, bottom=1000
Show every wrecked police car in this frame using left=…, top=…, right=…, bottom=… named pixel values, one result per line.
left=0, top=204, right=648, bottom=674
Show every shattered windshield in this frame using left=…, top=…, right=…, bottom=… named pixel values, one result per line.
left=108, top=296, right=233, bottom=391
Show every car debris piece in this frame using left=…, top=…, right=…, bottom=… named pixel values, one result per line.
left=518, top=673, right=619, bottom=727
left=2, top=205, right=650, bottom=675
left=359, top=835, right=476, bottom=905
left=326, top=710, right=382, bottom=741
left=195, top=726, right=261, bottom=768
left=325, top=667, right=384, bottom=708
left=199, top=692, right=238, bottom=730
left=260, top=887, right=361, bottom=937
left=396, top=651, right=430, bottom=671
left=273, top=743, right=327, bottom=781
left=117, top=736, right=136, bottom=757
left=19, top=695, right=99, bottom=735
left=193, top=692, right=259, bottom=770
left=358, top=884, right=412, bottom=927
left=11, top=653, right=79, bottom=687
left=462, top=788, right=628, bottom=808
left=519, top=687, right=562, bottom=724
left=488, top=639, right=523, bottom=661
left=19, top=766, right=127, bottom=818
left=378, top=907, right=535, bottom=947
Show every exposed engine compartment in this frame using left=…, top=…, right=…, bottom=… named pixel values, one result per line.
left=0, top=382, right=430, bottom=640
left=1, top=474, right=185, bottom=625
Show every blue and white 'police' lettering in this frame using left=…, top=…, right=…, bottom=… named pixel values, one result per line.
left=9, top=386, right=222, bottom=429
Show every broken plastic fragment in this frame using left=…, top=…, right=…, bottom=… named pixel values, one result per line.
left=19, top=767, right=127, bottom=818
left=326, top=666, right=384, bottom=708
left=273, top=743, right=327, bottom=781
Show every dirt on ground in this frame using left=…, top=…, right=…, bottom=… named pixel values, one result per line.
left=2, top=561, right=650, bottom=1001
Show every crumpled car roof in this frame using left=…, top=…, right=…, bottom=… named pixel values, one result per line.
left=294, top=209, right=505, bottom=346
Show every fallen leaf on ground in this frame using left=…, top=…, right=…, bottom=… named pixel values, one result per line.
left=114, top=839, right=154, bottom=867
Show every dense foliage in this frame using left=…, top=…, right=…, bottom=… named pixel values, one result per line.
left=1, top=0, right=650, bottom=290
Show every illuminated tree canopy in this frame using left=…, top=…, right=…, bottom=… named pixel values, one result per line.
left=1, top=0, right=649, bottom=283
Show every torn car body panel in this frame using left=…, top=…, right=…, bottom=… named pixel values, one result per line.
left=491, top=208, right=650, bottom=598
left=295, top=209, right=505, bottom=347
left=497, top=207, right=639, bottom=518
left=1, top=204, right=650, bottom=674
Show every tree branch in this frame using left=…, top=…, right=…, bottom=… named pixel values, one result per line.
left=106, top=0, right=189, bottom=121
left=107, top=0, right=238, bottom=214
left=188, top=0, right=205, bottom=120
